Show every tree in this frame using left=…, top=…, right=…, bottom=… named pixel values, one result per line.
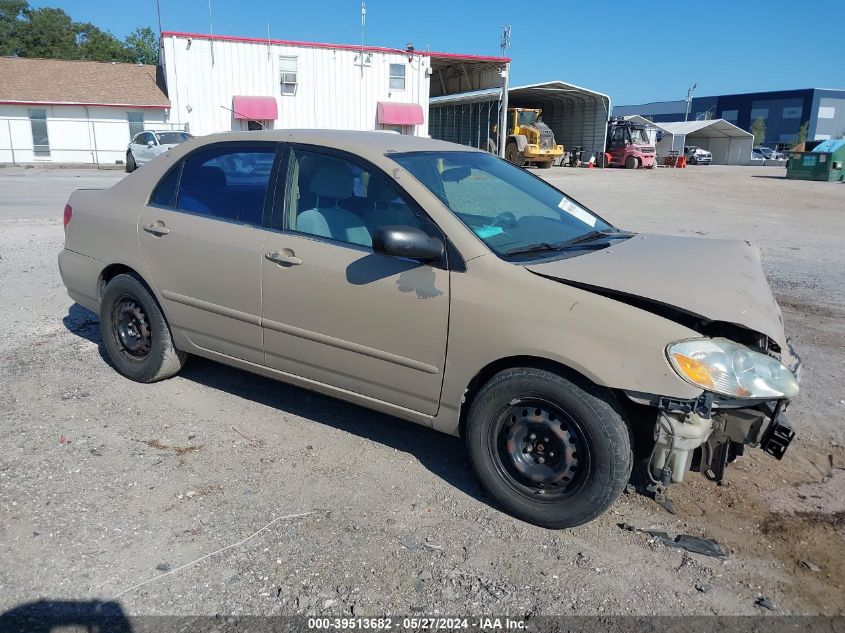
left=751, top=116, right=766, bottom=146
left=0, top=0, right=157, bottom=63
left=124, top=26, right=158, bottom=64
left=76, top=22, right=130, bottom=62
left=796, top=121, right=809, bottom=145
left=0, top=0, right=28, bottom=56
left=21, top=6, right=77, bottom=59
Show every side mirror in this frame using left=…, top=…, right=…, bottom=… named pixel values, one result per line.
left=372, top=226, right=444, bottom=261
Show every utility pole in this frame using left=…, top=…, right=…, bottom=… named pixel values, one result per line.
left=498, top=25, right=511, bottom=158
left=684, top=82, right=697, bottom=122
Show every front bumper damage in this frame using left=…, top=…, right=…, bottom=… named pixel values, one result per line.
left=627, top=389, right=797, bottom=485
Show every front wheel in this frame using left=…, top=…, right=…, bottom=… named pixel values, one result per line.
left=465, top=367, right=633, bottom=528
left=505, top=143, right=526, bottom=167
left=625, top=155, right=638, bottom=169
left=100, top=273, right=186, bottom=382
left=538, top=160, right=553, bottom=169
left=125, top=152, right=137, bottom=173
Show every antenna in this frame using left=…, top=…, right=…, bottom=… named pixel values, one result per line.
left=267, top=21, right=271, bottom=60
left=156, top=0, right=163, bottom=35
left=355, top=0, right=368, bottom=77
left=500, top=24, right=511, bottom=57
left=208, top=0, right=215, bottom=66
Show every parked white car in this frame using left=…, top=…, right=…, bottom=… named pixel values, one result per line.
left=126, top=130, right=191, bottom=173
left=684, top=146, right=712, bottom=165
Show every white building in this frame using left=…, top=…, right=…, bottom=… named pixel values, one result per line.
left=0, top=57, right=174, bottom=165
left=159, top=30, right=510, bottom=138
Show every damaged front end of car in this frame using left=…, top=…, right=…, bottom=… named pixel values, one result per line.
left=627, top=333, right=800, bottom=485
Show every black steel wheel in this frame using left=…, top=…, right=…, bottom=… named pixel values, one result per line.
left=111, top=295, right=151, bottom=361
left=100, top=273, right=186, bottom=382
left=493, top=399, right=588, bottom=501
left=466, top=367, right=633, bottom=528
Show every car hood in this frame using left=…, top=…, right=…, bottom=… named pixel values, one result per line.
left=525, top=234, right=788, bottom=349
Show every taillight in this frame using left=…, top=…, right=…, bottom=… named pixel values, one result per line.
left=63, top=204, right=72, bottom=226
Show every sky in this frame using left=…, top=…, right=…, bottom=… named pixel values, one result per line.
left=31, top=0, right=845, bottom=105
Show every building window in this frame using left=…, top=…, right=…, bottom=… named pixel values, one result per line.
left=818, top=106, right=835, bottom=119
left=28, top=109, right=50, bottom=157
left=750, top=108, right=769, bottom=120
left=782, top=106, right=802, bottom=119
left=280, top=56, right=298, bottom=96
left=721, top=109, right=738, bottom=121
left=128, top=112, right=145, bottom=140
left=389, top=64, right=405, bottom=90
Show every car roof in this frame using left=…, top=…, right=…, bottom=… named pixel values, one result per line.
left=187, top=129, right=482, bottom=160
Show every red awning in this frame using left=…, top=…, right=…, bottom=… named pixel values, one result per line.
left=377, top=101, right=424, bottom=126
left=232, top=96, right=278, bottom=120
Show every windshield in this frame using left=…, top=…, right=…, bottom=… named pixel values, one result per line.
left=390, top=151, right=616, bottom=259
left=630, top=127, right=649, bottom=143
left=516, top=110, right=539, bottom=126
left=156, top=132, right=190, bottom=145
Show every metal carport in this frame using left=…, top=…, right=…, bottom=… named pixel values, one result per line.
left=653, top=119, right=754, bottom=165
left=428, top=80, right=611, bottom=161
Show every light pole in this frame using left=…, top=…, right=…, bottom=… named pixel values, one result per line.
left=498, top=25, right=511, bottom=159
left=684, top=83, right=697, bottom=122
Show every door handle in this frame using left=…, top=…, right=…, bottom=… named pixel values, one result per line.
left=143, top=222, right=170, bottom=236
left=265, top=251, right=302, bottom=266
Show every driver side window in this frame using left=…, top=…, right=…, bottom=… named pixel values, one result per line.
left=281, top=149, right=426, bottom=248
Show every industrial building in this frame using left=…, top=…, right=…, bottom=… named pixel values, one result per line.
left=158, top=31, right=509, bottom=138
left=0, top=57, right=172, bottom=165
left=613, top=88, right=845, bottom=149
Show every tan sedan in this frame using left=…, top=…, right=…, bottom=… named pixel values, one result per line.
left=59, top=130, right=800, bottom=527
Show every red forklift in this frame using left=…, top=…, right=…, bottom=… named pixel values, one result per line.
left=601, top=117, right=656, bottom=169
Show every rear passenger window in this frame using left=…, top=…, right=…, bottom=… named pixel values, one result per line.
left=176, top=145, right=276, bottom=225
left=149, top=165, right=180, bottom=208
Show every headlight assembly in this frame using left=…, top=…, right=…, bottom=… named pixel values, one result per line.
left=666, top=338, right=799, bottom=399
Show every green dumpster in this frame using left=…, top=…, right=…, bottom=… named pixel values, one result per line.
left=786, top=139, right=845, bottom=181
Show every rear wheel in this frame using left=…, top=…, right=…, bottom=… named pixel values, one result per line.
left=625, top=155, right=638, bottom=169
left=505, top=143, right=526, bottom=167
left=125, top=151, right=137, bottom=173
left=100, top=274, right=186, bottom=382
left=465, top=367, right=633, bottom=528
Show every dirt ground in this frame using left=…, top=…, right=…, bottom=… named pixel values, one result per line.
left=0, top=164, right=843, bottom=617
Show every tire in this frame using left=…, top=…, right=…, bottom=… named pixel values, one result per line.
left=505, top=143, right=526, bottom=167
left=465, top=367, right=633, bottom=528
left=125, top=152, right=137, bottom=173
left=624, top=155, right=638, bottom=169
left=689, top=157, right=697, bottom=165
left=538, top=160, right=553, bottom=169
left=100, top=273, right=186, bottom=383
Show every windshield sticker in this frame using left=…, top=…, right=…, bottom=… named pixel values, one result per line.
left=558, top=197, right=597, bottom=227
left=473, top=225, right=505, bottom=239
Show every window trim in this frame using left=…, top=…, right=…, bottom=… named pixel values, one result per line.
left=28, top=108, right=50, bottom=157
left=269, top=143, right=454, bottom=269
left=145, top=141, right=284, bottom=230
left=388, top=63, right=406, bottom=91
left=279, top=56, right=299, bottom=96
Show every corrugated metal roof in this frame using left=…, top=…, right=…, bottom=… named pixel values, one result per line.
left=0, top=57, right=169, bottom=108
left=812, top=139, right=845, bottom=153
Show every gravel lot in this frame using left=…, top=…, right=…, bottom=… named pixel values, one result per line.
left=1, top=164, right=843, bottom=618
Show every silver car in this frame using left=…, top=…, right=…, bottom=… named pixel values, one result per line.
left=60, top=130, right=801, bottom=528
left=126, top=130, right=191, bottom=173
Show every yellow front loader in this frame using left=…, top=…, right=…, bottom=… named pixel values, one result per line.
left=503, top=108, right=564, bottom=169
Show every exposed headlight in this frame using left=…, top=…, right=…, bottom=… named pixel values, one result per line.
left=666, top=338, right=799, bottom=399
